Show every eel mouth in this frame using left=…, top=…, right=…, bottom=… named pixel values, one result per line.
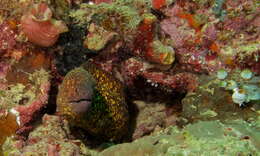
left=70, top=98, right=92, bottom=103
left=69, top=98, right=92, bottom=115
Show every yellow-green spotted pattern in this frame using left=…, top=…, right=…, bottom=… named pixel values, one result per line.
left=57, top=63, right=129, bottom=141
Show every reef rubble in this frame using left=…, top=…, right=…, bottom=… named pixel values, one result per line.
left=0, top=0, right=259, bottom=155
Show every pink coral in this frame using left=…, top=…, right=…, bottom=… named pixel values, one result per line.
left=203, top=25, right=217, bottom=41
left=5, top=114, right=87, bottom=155
left=121, top=58, right=198, bottom=92
left=0, top=62, right=10, bottom=90
left=142, top=72, right=198, bottom=92
left=223, top=16, right=249, bottom=31
left=0, top=20, right=31, bottom=61
left=0, top=62, right=10, bottom=80
left=121, top=58, right=146, bottom=85
left=47, top=144, right=59, bottom=156
left=0, top=21, right=17, bottom=54
left=21, top=3, right=68, bottom=47
left=93, top=0, right=112, bottom=4
left=175, top=46, right=223, bottom=73
left=160, top=16, right=195, bottom=48
left=15, top=81, right=50, bottom=134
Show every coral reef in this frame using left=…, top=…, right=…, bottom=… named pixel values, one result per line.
left=21, top=3, right=68, bottom=47
left=0, top=0, right=21, bottom=19
left=0, top=0, right=259, bottom=154
left=1, top=68, right=51, bottom=134
left=51, top=0, right=72, bottom=21
left=132, top=100, right=179, bottom=140
left=160, top=0, right=260, bottom=74
left=212, top=0, right=226, bottom=20
left=68, top=0, right=201, bottom=93
left=0, top=20, right=30, bottom=60
left=15, top=73, right=50, bottom=134
left=181, top=72, right=259, bottom=123
left=152, top=0, right=166, bottom=10
left=0, top=110, right=19, bottom=150
left=1, top=114, right=97, bottom=156
left=121, top=58, right=198, bottom=92
left=100, top=119, right=260, bottom=156
left=148, top=40, right=175, bottom=65
left=215, top=69, right=260, bottom=106
left=0, top=21, right=17, bottom=54
left=70, top=0, right=142, bottom=37
left=57, top=62, right=129, bottom=141
left=0, top=49, right=52, bottom=137
left=84, top=23, right=117, bottom=51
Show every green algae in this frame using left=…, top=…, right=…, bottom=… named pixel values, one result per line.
left=0, top=83, right=28, bottom=109
left=2, top=137, right=21, bottom=156
left=212, top=0, right=226, bottom=20
left=84, top=23, right=117, bottom=51
left=2, top=115, right=97, bottom=156
left=70, top=2, right=141, bottom=33
left=0, top=68, right=49, bottom=110
left=151, top=40, right=175, bottom=65
left=221, top=42, right=260, bottom=63
left=91, top=3, right=141, bottom=33
left=182, top=72, right=259, bottom=122
left=199, top=109, right=218, bottom=117
left=215, top=69, right=260, bottom=106
left=100, top=119, right=260, bottom=156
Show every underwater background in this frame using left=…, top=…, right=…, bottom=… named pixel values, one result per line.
left=0, top=0, right=259, bottom=155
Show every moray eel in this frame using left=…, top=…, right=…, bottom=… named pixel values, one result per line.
left=56, top=62, right=129, bottom=141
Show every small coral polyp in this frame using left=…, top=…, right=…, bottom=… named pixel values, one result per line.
left=21, top=3, right=68, bottom=47
left=149, top=40, right=175, bottom=65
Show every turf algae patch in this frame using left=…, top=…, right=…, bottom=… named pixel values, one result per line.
left=100, top=119, right=260, bottom=156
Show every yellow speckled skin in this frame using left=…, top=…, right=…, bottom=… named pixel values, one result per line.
left=56, top=63, right=129, bottom=141
left=56, top=67, right=95, bottom=122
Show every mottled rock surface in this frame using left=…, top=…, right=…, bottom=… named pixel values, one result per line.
left=2, top=114, right=98, bottom=156
left=100, top=119, right=260, bottom=156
